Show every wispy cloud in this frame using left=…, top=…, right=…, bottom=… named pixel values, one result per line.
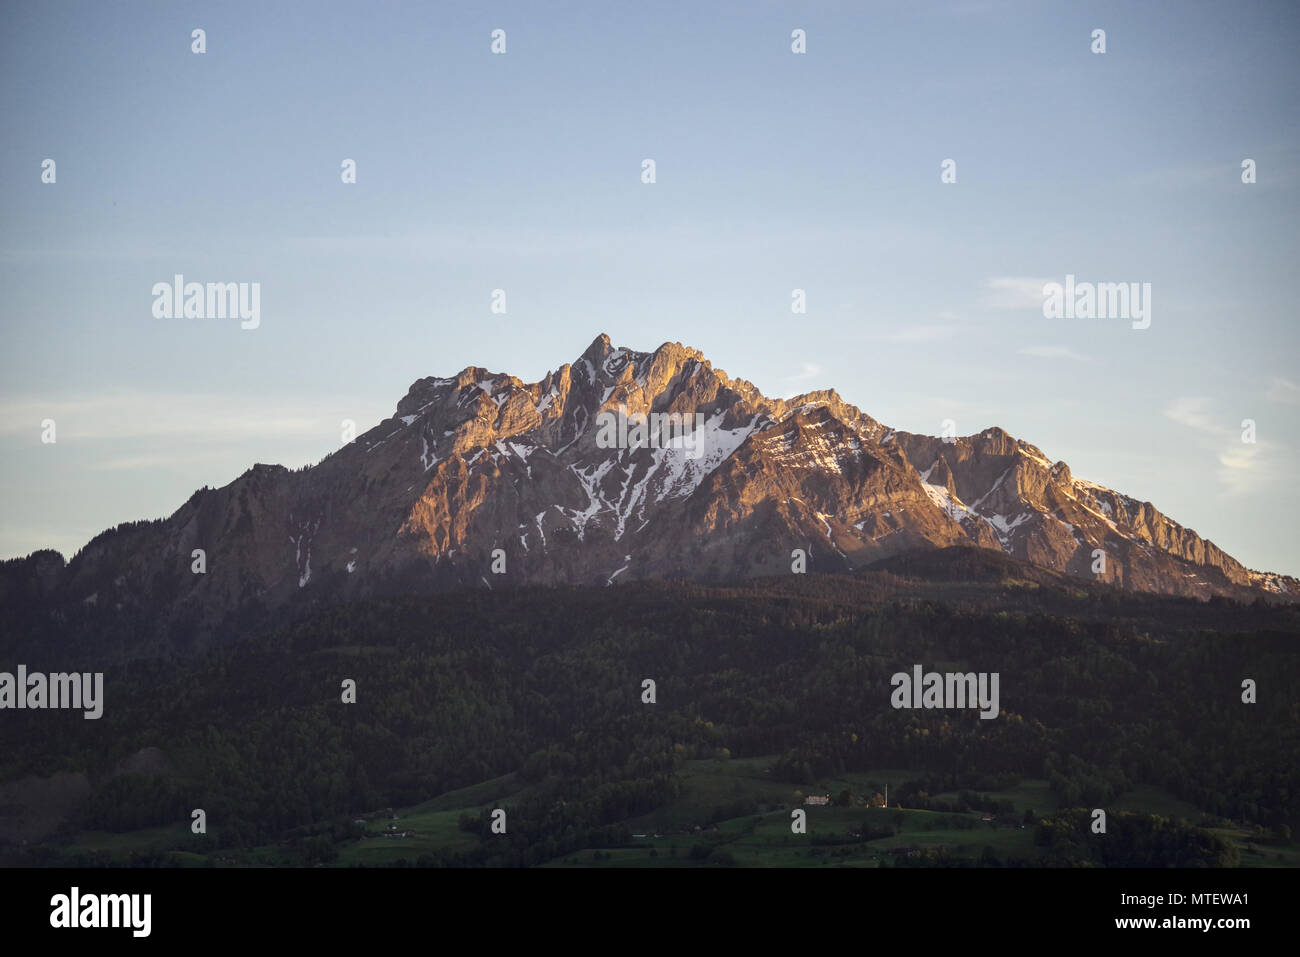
left=1017, top=345, right=1090, bottom=361
left=1217, top=442, right=1264, bottom=481
left=1164, top=396, right=1276, bottom=495
left=1266, top=377, right=1300, bottom=406
left=858, top=313, right=963, bottom=344
left=981, top=277, right=1051, bottom=310
left=1164, top=396, right=1220, bottom=434
left=0, top=392, right=384, bottom=442
left=886, top=325, right=956, bottom=343
left=1121, top=154, right=1298, bottom=193
left=87, top=451, right=242, bottom=472
left=785, top=362, right=822, bottom=383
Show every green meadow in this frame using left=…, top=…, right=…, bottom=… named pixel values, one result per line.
left=48, top=757, right=1298, bottom=868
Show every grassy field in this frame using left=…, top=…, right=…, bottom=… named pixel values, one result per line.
left=540, top=758, right=1291, bottom=868
left=1208, top=826, right=1300, bottom=868
left=49, top=756, right=1296, bottom=867
left=1109, top=786, right=1203, bottom=822
left=67, top=824, right=193, bottom=854
left=337, top=807, right=481, bottom=866
left=335, top=773, right=526, bottom=865
left=544, top=759, right=1061, bottom=867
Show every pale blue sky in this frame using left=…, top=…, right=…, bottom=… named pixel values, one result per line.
left=2, top=0, right=1298, bottom=576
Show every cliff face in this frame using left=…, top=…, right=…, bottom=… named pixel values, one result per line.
left=4, top=333, right=1293, bottom=658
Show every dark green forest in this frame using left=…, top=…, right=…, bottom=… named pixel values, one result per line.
left=2, top=549, right=1297, bottom=867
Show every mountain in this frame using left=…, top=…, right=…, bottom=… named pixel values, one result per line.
left=2, top=333, right=1294, bottom=659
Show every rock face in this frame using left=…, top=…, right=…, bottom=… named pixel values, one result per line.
left=2, top=333, right=1294, bottom=657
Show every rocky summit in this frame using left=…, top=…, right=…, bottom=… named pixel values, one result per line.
left=3, top=334, right=1294, bottom=658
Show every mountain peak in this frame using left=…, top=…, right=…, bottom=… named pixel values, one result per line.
left=578, top=332, right=614, bottom=365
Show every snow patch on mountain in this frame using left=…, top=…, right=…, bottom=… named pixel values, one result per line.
left=421, top=435, right=438, bottom=471
left=567, top=459, right=616, bottom=541
left=919, top=461, right=971, bottom=522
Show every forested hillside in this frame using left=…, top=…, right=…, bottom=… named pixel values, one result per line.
left=2, top=551, right=1297, bottom=866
